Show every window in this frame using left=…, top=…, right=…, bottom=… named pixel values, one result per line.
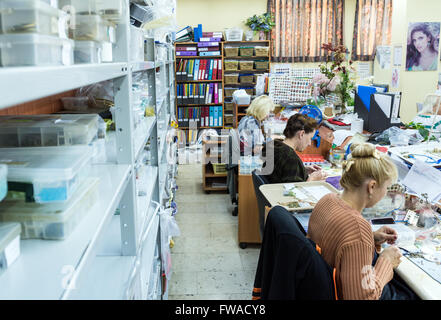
left=267, top=0, right=344, bottom=63
left=351, top=0, right=393, bottom=61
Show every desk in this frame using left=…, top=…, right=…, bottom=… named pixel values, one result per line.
left=260, top=184, right=441, bottom=300
left=238, top=173, right=261, bottom=247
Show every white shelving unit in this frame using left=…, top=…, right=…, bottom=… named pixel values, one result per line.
left=0, top=0, right=177, bottom=300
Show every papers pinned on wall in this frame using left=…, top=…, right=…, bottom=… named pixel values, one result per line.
left=376, top=46, right=392, bottom=69
left=357, top=62, right=372, bottom=80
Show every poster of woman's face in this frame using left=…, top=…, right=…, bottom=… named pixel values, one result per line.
left=406, top=22, right=440, bottom=71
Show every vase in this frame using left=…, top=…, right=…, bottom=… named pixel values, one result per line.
left=259, top=30, right=266, bottom=40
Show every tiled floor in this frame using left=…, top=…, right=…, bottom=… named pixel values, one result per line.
left=168, top=164, right=261, bottom=300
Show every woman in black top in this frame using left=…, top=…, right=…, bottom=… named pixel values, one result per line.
left=262, top=113, right=327, bottom=183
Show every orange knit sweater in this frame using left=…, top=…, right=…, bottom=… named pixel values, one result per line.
left=307, top=193, right=394, bottom=300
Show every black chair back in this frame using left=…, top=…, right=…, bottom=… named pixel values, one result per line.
left=252, top=170, right=271, bottom=238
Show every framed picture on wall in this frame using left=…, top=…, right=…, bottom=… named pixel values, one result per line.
left=406, top=22, right=440, bottom=71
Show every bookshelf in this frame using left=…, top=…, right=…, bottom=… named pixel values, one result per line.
left=174, top=41, right=225, bottom=138
left=202, top=137, right=228, bottom=193
left=222, top=40, right=271, bottom=128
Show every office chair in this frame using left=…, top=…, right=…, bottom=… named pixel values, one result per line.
left=251, top=170, right=271, bottom=239
left=252, top=206, right=337, bottom=300
left=226, top=129, right=240, bottom=216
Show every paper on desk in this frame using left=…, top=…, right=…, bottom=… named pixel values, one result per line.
left=333, top=130, right=353, bottom=146
left=374, top=93, right=392, bottom=117
left=389, top=153, right=410, bottom=182
left=306, top=186, right=333, bottom=201
left=402, top=160, right=441, bottom=203
left=283, top=184, right=309, bottom=200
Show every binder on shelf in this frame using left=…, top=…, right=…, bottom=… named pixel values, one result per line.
left=200, top=51, right=221, bottom=57
left=199, top=84, right=205, bottom=104
left=212, top=59, right=218, bottom=80
left=189, top=84, right=194, bottom=104
left=218, top=83, right=223, bottom=103
left=214, top=106, right=219, bottom=127
left=218, top=106, right=223, bottom=127
left=201, top=107, right=205, bottom=127
left=176, top=51, right=198, bottom=57
left=218, top=58, right=222, bottom=78
left=177, top=84, right=183, bottom=105
left=208, top=59, right=214, bottom=80
left=205, top=83, right=210, bottom=104
left=214, top=83, right=219, bottom=104
left=208, top=83, right=214, bottom=104
left=193, top=59, right=200, bottom=81
left=183, top=84, right=188, bottom=105
left=200, top=59, right=206, bottom=80
left=197, top=42, right=219, bottom=47
left=199, top=37, right=222, bottom=42
left=209, top=107, right=214, bottom=127
left=367, top=92, right=402, bottom=133
left=198, top=47, right=220, bottom=52
left=176, top=46, right=197, bottom=51
left=204, top=106, right=209, bottom=126
left=176, top=26, right=193, bottom=39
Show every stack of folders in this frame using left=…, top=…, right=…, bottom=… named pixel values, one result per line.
left=176, top=45, right=197, bottom=57
left=197, top=31, right=222, bottom=56
left=177, top=83, right=223, bottom=105
left=176, top=59, right=223, bottom=81
left=176, top=26, right=193, bottom=43
left=177, top=106, right=223, bottom=128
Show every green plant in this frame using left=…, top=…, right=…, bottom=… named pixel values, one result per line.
left=245, top=13, right=275, bottom=32
left=404, top=121, right=437, bottom=141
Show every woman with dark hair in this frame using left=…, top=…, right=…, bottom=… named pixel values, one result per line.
left=406, top=23, right=439, bottom=71
left=261, top=113, right=327, bottom=183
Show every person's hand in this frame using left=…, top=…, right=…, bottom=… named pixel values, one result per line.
left=306, top=165, right=322, bottom=174
left=307, top=170, right=328, bottom=181
left=380, top=246, right=402, bottom=269
left=374, top=226, right=398, bottom=246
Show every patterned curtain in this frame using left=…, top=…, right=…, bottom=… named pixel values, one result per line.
left=351, top=0, right=393, bottom=61
left=267, top=0, right=344, bottom=63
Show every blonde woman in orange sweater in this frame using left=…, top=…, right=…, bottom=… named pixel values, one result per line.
left=308, top=143, right=417, bottom=300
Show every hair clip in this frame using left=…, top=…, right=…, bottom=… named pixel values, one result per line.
left=373, top=149, right=381, bottom=160
left=344, top=160, right=354, bottom=172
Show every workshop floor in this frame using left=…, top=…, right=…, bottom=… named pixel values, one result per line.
left=168, top=164, right=260, bottom=300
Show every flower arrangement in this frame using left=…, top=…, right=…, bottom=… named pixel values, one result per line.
left=245, top=13, right=275, bottom=39
left=310, top=43, right=356, bottom=113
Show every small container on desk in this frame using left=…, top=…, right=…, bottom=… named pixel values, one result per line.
left=0, top=0, right=62, bottom=36
left=0, top=178, right=99, bottom=240
left=0, top=222, right=21, bottom=275
left=0, top=34, right=74, bottom=67
left=0, top=146, right=93, bottom=204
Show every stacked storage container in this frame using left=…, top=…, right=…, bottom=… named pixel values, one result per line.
left=0, top=114, right=101, bottom=242
left=0, top=0, right=74, bottom=67
left=59, top=0, right=124, bottom=64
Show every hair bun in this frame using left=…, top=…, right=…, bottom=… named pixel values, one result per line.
left=350, top=143, right=379, bottom=159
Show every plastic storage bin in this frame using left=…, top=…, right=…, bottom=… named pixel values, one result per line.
left=0, top=34, right=73, bottom=67
left=130, top=2, right=155, bottom=27
left=239, top=74, right=255, bottom=84
left=0, top=178, right=99, bottom=240
left=239, top=46, right=254, bottom=57
left=224, top=46, right=239, bottom=57
left=212, top=163, right=227, bottom=175
left=0, top=222, right=21, bottom=273
left=224, top=60, right=238, bottom=71
left=130, top=25, right=144, bottom=62
left=0, top=0, right=61, bottom=36
left=0, top=114, right=99, bottom=148
left=239, top=60, right=254, bottom=71
left=0, top=165, right=7, bottom=202
left=225, top=28, right=243, bottom=41
left=96, top=0, right=124, bottom=22
left=1, top=146, right=93, bottom=203
left=224, top=102, right=234, bottom=112
left=224, top=87, right=237, bottom=97
left=224, top=74, right=239, bottom=85
left=61, top=97, right=90, bottom=111
left=255, top=60, right=269, bottom=70
left=70, top=14, right=108, bottom=41
left=58, top=0, right=97, bottom=14
left=73, top=40, right=102, bottom=64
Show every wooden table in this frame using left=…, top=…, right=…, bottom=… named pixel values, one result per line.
left=238, top=173, right=261, bottom=248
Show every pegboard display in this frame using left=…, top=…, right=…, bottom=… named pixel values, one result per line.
left=268, top=67, right=321, bottom=103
